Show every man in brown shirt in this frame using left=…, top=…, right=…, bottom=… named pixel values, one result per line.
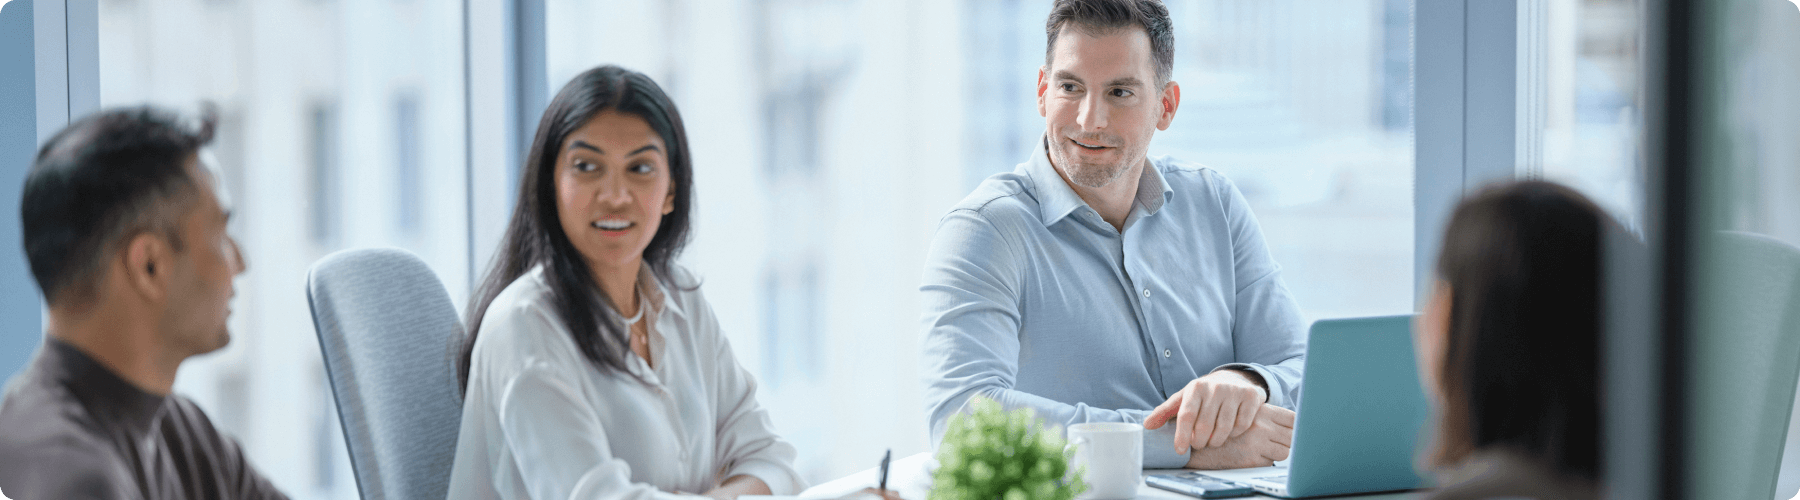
left=0, top=107, right=286, bottom=500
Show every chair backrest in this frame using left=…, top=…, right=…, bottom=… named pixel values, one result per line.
left=307, top=248, right=465, bottom=500
left=1691, top=231, right=1800, bottom=500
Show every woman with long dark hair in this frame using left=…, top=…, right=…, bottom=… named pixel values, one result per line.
left=446, top=65, right=803, bottom=500
left=1414, top=180, right=1614, bottom=500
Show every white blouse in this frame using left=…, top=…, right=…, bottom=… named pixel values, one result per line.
left=447, top=265, right=804, bottom=500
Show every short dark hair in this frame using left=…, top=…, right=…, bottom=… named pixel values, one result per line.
left=458, top=65, right=695, bottom=389
left=1044, top=0, right=1175, bottom=86
left=22, top=106, right=213, bottom=305
left=1428, top=180, right=1613, bottom=480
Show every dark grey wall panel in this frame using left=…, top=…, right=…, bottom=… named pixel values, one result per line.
left=0, top=0, right=44, bottom=382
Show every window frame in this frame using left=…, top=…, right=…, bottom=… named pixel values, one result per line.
left=0, top=0, right=100, bottom=382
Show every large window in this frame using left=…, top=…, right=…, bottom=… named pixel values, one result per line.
left=1689, top=1, right=1800, bottom=497
left=90, top=0, right=1422, bottom=489
left=969, top=0, right=1417, bottom=324
left=546, top=0, right=966, bottom=483
left=59, top=0, right=1800, bottom=497
left=97, top=1, right=468, bottom=498
left=1522, top=0, right=1644, bottom=229
left=1154, top=0, right=1417, bottom=323
left=548, top=0, right=1416, bottom=483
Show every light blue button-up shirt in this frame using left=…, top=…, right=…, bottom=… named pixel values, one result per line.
left=920, top=137, right=1307, bottom=468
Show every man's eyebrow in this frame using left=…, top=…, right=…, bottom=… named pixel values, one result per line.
left=568, top=140, right=602, bottom=153
left=1053, top=71, right=1144, bottom=89
left=1108, top=76, right=1145, bottom=88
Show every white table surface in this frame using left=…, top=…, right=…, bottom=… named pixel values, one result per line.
left=798, top=452, right=1420, bottom=500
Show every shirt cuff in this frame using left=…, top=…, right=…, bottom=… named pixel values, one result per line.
left=726, top=459, right=806, bottom=495
left=1212, top=363, right=1290, bottom=409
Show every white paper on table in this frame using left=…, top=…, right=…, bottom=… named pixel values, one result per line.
left=742, top=494, right=884, bottom=500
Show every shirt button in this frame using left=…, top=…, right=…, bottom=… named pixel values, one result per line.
left=1164, top=349, right=1172, bottom=358
left=1142, top=288, right=1152, bottom=298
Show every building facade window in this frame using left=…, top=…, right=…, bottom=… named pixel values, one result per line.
left=308, top=102, right=340, bottom=248
left=96, top=1, right=470, bottom=497
left=394, top=93, right=422, bottom=236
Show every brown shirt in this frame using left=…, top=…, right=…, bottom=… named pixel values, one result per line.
left=1425, top=448, right=1599, bottom=500
left=0, top=338, right=287, bottom=500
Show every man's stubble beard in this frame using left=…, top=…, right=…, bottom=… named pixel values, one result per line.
left=1068, top=161, right=1129, bottom=188
left=1054, top=147, right=1134, bottom=189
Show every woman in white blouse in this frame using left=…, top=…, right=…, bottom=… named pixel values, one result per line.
left=447, top=65, right=803, bottom=500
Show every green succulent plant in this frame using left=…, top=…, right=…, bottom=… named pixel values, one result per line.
left=928, top=397, right=1087, bottom=500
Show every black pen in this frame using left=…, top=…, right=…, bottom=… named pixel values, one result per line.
left=878, top=449, right=892, bottom=492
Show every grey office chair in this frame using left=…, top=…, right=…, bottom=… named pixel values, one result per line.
left=1691, top=231, right=1800, bottom=500
left=307, top=248, right=465, bottom=500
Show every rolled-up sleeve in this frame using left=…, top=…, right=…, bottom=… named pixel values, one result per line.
left=920, top=209, right=1189, bottom=468
left=921, top=209, right=1024, bottom=443
left=1211, top=176, right=1307, bottom=409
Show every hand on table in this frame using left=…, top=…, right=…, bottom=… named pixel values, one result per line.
left=1144, top=369, right=1270, bottom=451
left=1173, top=404, right=1293, bottom=469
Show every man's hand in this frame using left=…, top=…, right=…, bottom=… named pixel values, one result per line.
left=1144, top=370, right=1269, bottom=452
left=1179, top=405, right=1294, bottom=469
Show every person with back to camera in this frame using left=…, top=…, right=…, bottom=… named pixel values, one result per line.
left=1415, top=180, right=1615, bottom=500
left=0, top=107, right=285, bottom=499
left=447, top=65, right=902, bottom=500
left=920, top=0, right=1304, bottom=470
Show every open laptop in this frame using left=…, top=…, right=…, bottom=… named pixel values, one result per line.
left=1195, top=315, right=1431, bottom=498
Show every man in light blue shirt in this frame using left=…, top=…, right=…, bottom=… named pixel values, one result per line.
left=921, top=0, right=1306, bottom=470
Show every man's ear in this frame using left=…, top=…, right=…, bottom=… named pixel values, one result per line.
left=1036, top=65, right=1051, bottom=117
left=1156, top=80, right=1181, bottom=131
left=121, top=232, right=170, bottom=304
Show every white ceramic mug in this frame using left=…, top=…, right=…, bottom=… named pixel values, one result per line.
left=1066, top=422, right=1143, bottom=499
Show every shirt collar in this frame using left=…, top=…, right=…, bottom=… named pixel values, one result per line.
left=1134, top=152, right=1173, bottom=216
left=37, top=337, right=168, bottom=437
left=1025, top=136, right=1093, bottom=225
left=636, top=264, right=683, bottom=318
left=1025, top=134, right=1174, bottom=225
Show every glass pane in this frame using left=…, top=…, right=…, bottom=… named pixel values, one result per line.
left=548, top=0, right=1416, bottom=483
left=1688, top=1, right=1800, bottom=498
left=546, top=0, right=958, bottom=483
left=1528, top=0, right=1645, bottom=230
left=973, top=0, right=1417, bottom=324
left=1163, top=0, right=1418, bottom=323
left=97, top=2, right=469, bottom=498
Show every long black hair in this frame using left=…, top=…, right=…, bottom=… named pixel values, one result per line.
left=1427, top=180, right=1611, bottom=481
left=458, top=65, right=694, bottom=389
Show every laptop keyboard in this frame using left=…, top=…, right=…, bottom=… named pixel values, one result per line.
left=1182, top=472, right=1289, bottom=483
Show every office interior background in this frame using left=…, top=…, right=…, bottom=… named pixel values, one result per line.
left=1, top=0, right=1798, bottom=498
